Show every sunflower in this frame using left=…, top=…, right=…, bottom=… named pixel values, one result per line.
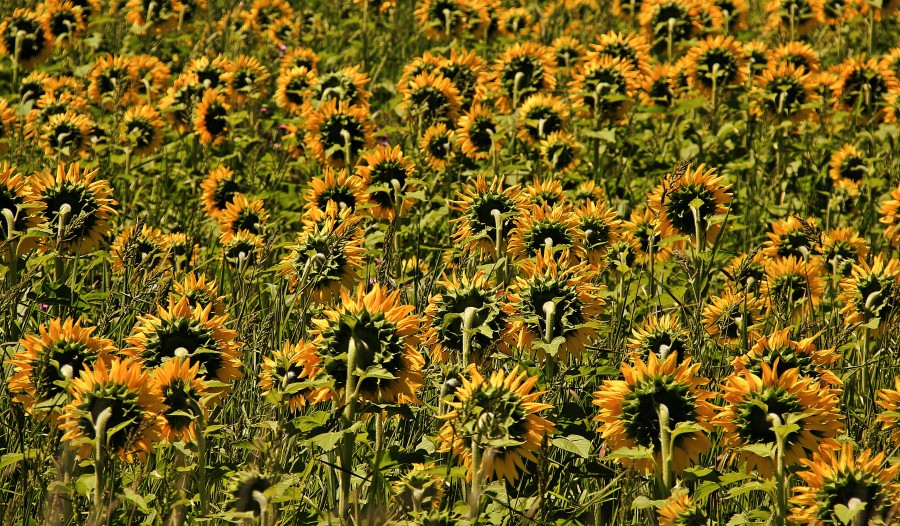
left=357, top=145, right=418, bottom=220
left=575, top=200, right=622, bottom=265
left=628, top=313, right=692, bottom=364
left=120, top=104, right=164, bottom=156
left=437, top=365, right=554, bottom=484
left=44, top=75, right=82, bottom=99
left=828, top=144, right=867, bottom=195
left=495, top=7, right=533, bottom=38
left=594, top=353, right=715, bottom=475
left=752, top=63, right=819, bottom=121
left=172, top=273, right=224, bottom=316
left=193, top=89, right=231, bottom=146
left=400, top=71, right=461, bottom=127
left=516, top=94, right=568, bottom=145
left=0, top=163, right=44, bottom=251
left=450, top=174, right=525, bottom=258
left=218, top=194, right=267, bottom=237
left=624, top=207, right=672, bottom=262
left=185, top=55, right=230, bottom=92
left=420, top=123, right=456, bottom=171
left=590, top=31, right=652, bottom=74
left=818, top=227, right=867, bottom=277
left=131, top=54, right=172, bottom=101
left=647, top=163, right=732, bottom=245
left=307, top=283, right=425, bottom=404
left=490, top=42, right=557, bottom=113
left=265, top=15, right=303, bottom=48
left=19, top=71, right=51, bottom=104
left=394, top=463, right=444, bottom=514
left=732, top=328, right=842, bottom=388
left=58, top=358, right=163, bottom=462
left=41, top=0, right=87, bottom=43
left=880, top=182, right=900, bottom=246
left=877, top=377, right=900, bottom=447
left=201, top=166, right=243, bottom=219
left=243, top=0, right=292, bottom=31
left=304, top=100, right=375, bottom=168
left=715, top=0, right=750, bottom=31
left=612, top=0, right=645, bottom=18
left=503, top=250, right=604, bottom=361
left=763, top=216, right=819, bottom=259
left=303, top=167, right=368, bottom=215
left=761, top=256, right=825, bottom=313
left=280, top=47, right=320, bottom=73
left=163, top=232, right=198, bottom=268
left=551, top=36, right=586, bottom=70
left=683, top=35, right=747, bottom=97
left=831, top=56, right=900, bottom=121
left=278, top=122, right=306, bottom=159
left=278, top=211, right=364, bottom=303
left=38, top=111, right=93, bottom=161
left=439, top=48, right=488, bottom=109
left=88, top=54, right=138, bottom=109
left=122, top=297, right=243, bottom=389
left=716, top=363, right=843, bottom=476
left=523, top=178, right=565, bottom=208
left=770, top=41, right=820, bottom=73
left=31, top=162, right=117, bottom=253
left=508, top=203, right=585, bottom=263
left=223, top=55, right=271, bottom=106
left=0, top=9, right=53, bottom=70
left=725, top=252, right=766, bottom=292
left=702, top=289, right=765, bottom=343
left=159, top=73, right=203, bottom=133
left=539, top=132, right=582, bottom=173
left=274, top=66, right=316, bottom=115
left=226, top=470, right=277, bottom=518
left=306, top=66, right=371, bottom=107
left=641, top=64, right=679, bottom=109
left=259, top=341, right=319, bottom=412
left=7, top=318, right=116, bottom=420
left=152, top=358, right=208, bottom=443
left=400, top=51, right=443, bottom=92
left=764, top=0, right=823, bottom=34
left=638, top=0, right=699, bottom=56
left=569, top=181, right=608, bottom=207
left=220, top=229, right=265, bottom=266
left=125, top=0, right=180, bottom=32
left=109, top=224, right=167, bottom=272
left=456, top=102, right=502, bottom=161
left=0, top=98, right=18, bottom=154
left=569, top=55, right=640, bottom=121
left=415, top=0, right=489, bottom=41
left=658, top=488, right=707, bottom=526
left=838, top=256, right=900, bottom=330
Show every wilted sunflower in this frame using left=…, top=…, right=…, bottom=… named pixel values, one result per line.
left=818, top=227, right=867, bottom=277
left=304, top=100, right=375, bottom=167
left=594, top=353, right=715, bottom=475
left=684, top=35, right=747, bottom=97
left=120, top=104, right=164, bottom=156
left=39, top=110, right=93, bottom=160
left=280, top=47, right=320, bottom=73
left=131, top=54, right=172, bottom=101
left=415, top=0, right=489, bottom=41
left=223, top=55, right=271, bottom=105
left=638, top=0, right=698, bottom=57
left=201, top=166, right=243, bottom=219
left=88, top=54, right=138, bottom=108
left=648, top=163, right=732, bottom=245
left=450, top=174, right=525, bottom=258
left=752, top=63, right=819, bottom=121
left=356, top=145, right=418, bottom=220
left=574, top=200, right=621, bottom=265
left=308, top=283, right=425, bottom=404
left=658, top=488, right=707, bottom=526
left=490, top=42, right=557, bottom=112
left=437, top=365, right=554, bottom=484
left=31, top=162, right=117, bottom=253
left=109, top=224, right=167, bottom=272
left=763, top=216, right=819, bottom=259
left=420, top=122, right=456, bottom=171
left=831, top=56, right=900, bottom=121
left=41, top=0, right=86, bottom=43
left=424, top=272, right=507, bottom=364
left=172, top=273, right=225, bottom=316
left=880, top=181, right=900, bottom=246
left=539, top=132, right=581, bottom=173
left=58, top=358, right=164, bottom=462
left=503, top=250, right=604, bottom=361
left=258, top=340, right=319, bottom=412
left=7, top=318, right=116, bottom=420
left=274, top=66, right=316, bottom=115
left=764, top=0, right=823, bottom=35
left=0, top=163, right=44, bottom=251
left=193, top=89, right=231, bottom=146
left=438, top=48, right=487, bottom=110
left=152, top=358, right=208, bottom=443
left=508, top=203, right=585, bottom=263
left=702, top=289, right=765, bottom=343
left=516, top=94, right=568, bottom=145
left=628, top=313, right=692, bottom=364
left=218, top=194, right=267, bottom=237
left=876, top=377, right=900, bottom=447
left=306, top=66, right=371, bottom=107
left=278, top=211, right=364, bottom=303
left=732, top=328, right=842, bottom=389
left=0, top=9, right=53, bottom=70
left=456, top=102, right=502, bottom=161
left=523, top=178, right=565, bottom=208
left=716, top=363, right=843, bottom=476
left=400, top=71, right=461, bottom=126
left=761, top=255, right=825, bottom=313
left=569, top=55, right=640, bottom=121
left=790, top=444, right=900, bottom=525
left=123, top=297, right=243, bottom=390
left=828, top=144, right=867, bottom=195
left=303, top=167, right=368, bottom=215
left=838, top=256, right=900, bottom=330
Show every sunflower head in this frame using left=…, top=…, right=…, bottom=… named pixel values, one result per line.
left=733, top=328, right=842, bottom=388
left=575, top=200, right=622, bottom=265
left=400, top=70, right=461, bottom=126
left=41, top=1, right=87, bottom=43
left=304, top=167, right=368, bottom=216
left=628, top=313, right=692, bottom=364
left=88, top=54, right=138, bottom=108
left=274, top=66, right=317, bottom=114
left=415, top=0, right=489, bottom=41
left=306, top=66, right=371, bottom=107
left=491, top=42, right=557, bottom=112
left=0, top=163, right=44, bottom=252
left=201, top=166, right=243, bottom=219
left=0, top=9, right=53, bottom=70
left=450, top=175, right=525, bottom=259
left=761, top=255, right=825, bottom=313
left=193, top=89, right=231, bottom=146
left=638, top=0, right=699, bottom=55
left=516, top=94, right=568, bottom=145
left=818, top=227, right=867, bottom=277
left=539, top=132, right=582, bottom=173
left=439, top=48, right=487, bottom=110
left=684, top=35, right=748, bottom=96
left=701, top=289, right=765, bottom=343
left=658, top=488, right=707, bottom=526
left=356, top=145, right=418, bottom=220
left=394, top=463, right=444, bottom=514
left=880, top=182, right=900, bottom=247
left=828, top=144, right=867, bottom=196
left=648, top=163, right=732, bottom=244
left=39, top=110, right=93, bottom=160
left=831, top=56, right=900, bottom=120
left=420, top=122, right=457, bottom=171
left=303, top=100, right=375, bottom=167
left=765, top=0, right=823, bottom=34
left=839, top=257, right=900, bottom=330
left=172, top=272, right=225, bottom=317
left=152, top=358, right=209, bottom=443
left=218, top=194, right=268, bottom=237
left=227, top=470, right=276, bottom=518
left=109, top=224, right=168, bottom=272
left=223, top=55, right=271, bottom=105
left=753, top=63, right=819, bottom=121
left=508, top=203, right=585, bottom=263
left=569, top=55, right=639, bottom=121
left=456, top=102, right=502, bottom=160
left=120, top=104, right=164, bottom=156
left=258, top=340, right=320, bottom=412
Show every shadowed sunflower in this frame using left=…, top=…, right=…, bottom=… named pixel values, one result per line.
left=818, top=227, right=867, bottom=277
left=516, top=94, right=568, bottom=145
left=490, top=42, right=557, bottom=113
left=172, top=273, right=224, bottom=316
left=437, top=365, right=554, bottom=484
left=152, top=358, right=208, bottom=443
left=280, top=47, right=319, bottom=73
left=226, top=470, right=277, bottom=519
left=715, top=0, right=749, bottom=31
left=838, top=256, right=900, bottom=331
left=356, top=145, right=418, bottom=220
left=790, top=444, right=900, bottom=525
left=761, top=256, right=825, bottom=313
left=394, top=463, right=444, bottom=514
left=877, top=377, right=900, bottom=447
left=259, top=340, right=319, bottom=412
left=18, top=71, right=51, bottom=104
left=58, top=358, right=163, bottom=462
left=400, top=51, right=442, bottom=92
left=880, top=181, right=900, bottom=246
left=450, top=174, right=525, bottom=258
left=39, top=110, right=93, bottom=160
left=24, top=93, right=89, bottom=143
left=813, top=0, right=861, bottom=23
left=641, top=64, right=679, bottom=110
left=425, top=271, right=507, bottom=364
left=88, top=54, right=138, bottom=109
left=120, top=104, right=164, bottom=156
left=593, top=353, right=715, bottom=475
left=456, top=102, right=502, bottom=161
left=503, top=250, right=604, bottom=361
left=123, top=297, right=242, bottom=391
left=575, top=200, right=622, bottom=266
left=0, top=9, right=53, bottom=70
left=201, top=166, right=243, bottom=219
left=303, top=167, right=368, bottom=215
left=223, top=55, right=270, bottom=106
left=612, top=0, right=645, bottom=18
left=702, top=289, right=765, bottom=343
left=551, top=36, right=586, bottom=70
left=725, top=252, right=766, bottom=292
left=274, top=66, right=316, bottom=115
left=732, top=328, right=842, bottom=389
left=125, top=0, right=180, bottom=32
left=415, top=0, right=489, bottom=41
left=715, top=362, right=843, bottom=477
left=496, top=7, right=533, bottom=38
left=831, top=56, right=900, bottom=121
left=308, top=283, right=425, bottom=404
left=41, top=0, right=87, bottom=44
left=0, top=163, right=44, bottom=252
left=420, top=122, right=456, bottom=171
left=305, top=66, right=371, bottom=107
left=7, top=318, right=115, bottom=420
left=523, top=178, right=565, bottom=208
left=184, top=55, right=230, bottom=92
left=0, top=98, right=17, bottom=154
left=159, top=73, right=203, bottom=133
left=220, top=229, right=265, bottom=266
left=624, top=207, right=672, bottom=262
left=647, top=163, right=732, bottom=245
left=278, top=211, right=364, bottom=303
left=193, top=89, right=231, bottom=146
left=218, top=194, right=268, bottom=237
left=658, top=488, right=707, bottom=526
left=628, top=313, right=692, bottom=364
left=770, top=41, right=820, bottom=73
left=439, top=48, right=487, bottom=110
left=539, top=132, right=581, bottom=173
left=763, top=216, right=819, bottom=259
left=242, top=0, right=292, bottom=32
left=162, top=232, right=198, bottom=268
left=400, top=71, right=461, bottom=126
left=569, top=55, right=640, bottom=121
left=764, top=0, right=823, bottom=34
left=684, top=35, right=748, bottom=97
left=109, top=224, right=167, bottom=272
left=31, top=162, right=117, bottom=253
left=303, top=100, right=375, bottom=167
left=591, top=31, right=652, bottom=74
left=508, top=203, right=585, bottom=263
left=131, top=54, right=171, bottom=101
left=638, top=0, right=698, bottom=57
left=752, top=63, right=819, bottom=121
left=828, top=144, right=867, bottom=196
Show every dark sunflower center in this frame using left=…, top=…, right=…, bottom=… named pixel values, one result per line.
left=232, top=69, right=259, bottom=91
left=766, top=75, right=807, bottom=113
left=434, top=287, right=503, bottom=355
left=841, top=68, right=889, bottom=109
left=41, top=183, right=101, bottom=240
left=440, top=65, right=477, bottom=104
left=197, top=67, right=224, bottom=89
left=369, top=161, right=408, bottom=208
left=819, top=475, right=887, bottom=523
left=20, top=81, right=44, bottom=103
left=734, top=388, right=803, bottom=445
left=776, top=231, right=811, bottom=258
left=202, top=103, right=228, bottom=136
left=468, top=117, right=495, bottom=150
left=320, top=114, right=366, bottom=163
left=427, top=1, right=462, bottom=27
left=776, top=0, right=814, bottom=24
left=770, top=273, right=810, bottom=304
left=2, top=17, right=45, bottom=61
left=838, top=157, right=865, bottom=182
left=649, top=4, right=693, bottom=51
left=98, top=67, right=129, bottom=96
left=851, top=275, right=896, bottom=321
left=665, top=184, right=718, bottom=236
left=317, top=185, right=357, bottom=211
left=49, top=120, right=83, bottom=151
left=285, top=76, right=308, bottom=105
left=523, top=222, right=573, bottom=255
left=581, top=218, right=612, bottom=250
left=642, top=331, right=689, bottom=362
left=696, top=49, right=739, bottom=87
left=621, top=376, right=697, bottom=450
left=232, top=210, right=263, bottom=235
left=465, top=386, right=529, bottom=447
left=77, top=384, right=143, bottom=452
left=748, top=346, right=814, bottom=377
left=426, top=133, right=452, bottom=159
left=471, top=194, right=516, bottom=238
left=294, top=234, right=348, bottom=285
left=598, top=42, right=638, bottom=66
left=314, top=73, right=359, bottom=104
left=544, top=142, right=576, bottom=169
left=213, top=179, right=241, bottom=211
left=162, top=379, right=199, bottom=431
left=0, top=190, right=29, bottom=234
left=581, top=67, right=628, bottom=112
left=126, top=118, right=156, bottom=148
left=50, top=12, right=78, bottom=37
left=235, top=476, right=272, bottom=515
left=523, top=106, right=562, bottom=140
left=140, top=319, right=221, bottom=380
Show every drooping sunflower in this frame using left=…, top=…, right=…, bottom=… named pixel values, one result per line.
left=763, top=216, right=819, bottom=259
left=641, top=64, right=679, bottom=109
left=193, top=89, right=231, bottom=146
left=394, top=463, right=444, bottom=514
left=420, top=122, right=456, bottom=171
left=24, top=93, right=89, bottom=145
left=438, top=48, right=487, bottom=110
left=450, top=175, right=525, bottom=258
left=31, top=162, right=117, bottom=253
left=658, top=488, right=707, bottom=526
left=503, top=251, right=604, bottom=361
left=828, top=144, right=867, bottom=195
left=831, top=56, right=900, bottom=121
left=274, top=66, right=316, bottom=115
left=400, top=71, right=461, bottom=126
left=38, top=110, right=93, bottom=160
left=790, top=444, right=900, bottom=525
left=152, top=358, right=209, bottom=443
left=18, top=71, right=51, bottom=104
left=683, top=35, right=748, bottom=97
left=496, top=7, right=533, bottom=38
left=437, top=365, right=554, bottom=484
left=575, top=200, right=622, bottom=265
left=490, top=42, right=557, bottom=113
left=516, top=94, right=568, bottom=145
left=732, top=328, right=842, bottom=388
left=304, top=100, right=375, bottom=168
left=220, top=229, right=265, bottom=266
left=604, top=234, right=642, bottom=274
left=880, top=181, right=900, bottom=246
left=218, top=194, right=268, bottom=237
left=725, top=252, right=766, bottom=292
left=200, top=166, right=243, bottom=219
left=120, top=104, right=164, bottom=156
left=818, top=227, right=867, bottom=277
left=159, top=73, right=203, bottom=133
left=0, top=163, right=44, bottom=251
left=628, top=313, right=692, bottom=364
left=123, top=297, right=243, bottom=390
left=242, top=0, right=293, bottom=32
left=41, top=0, right=87, bottom=43
left=278, top=211, right=364, bottom=304
left=539, top=132, right=582, bottom=173
left=764, top=0, right=823, bottom=35
left=638, top=0, right=699, bottom=57
left=185, top=55, right=230, bottom=92
left=551, top=35, right=587, bottom=70
left=456, top=102, right=502, bottom=161
left=647, top=163, right=732, bottom=245
left=569, top=55, right=640, bottom=121
left=747, top=40, right=773, bottom=71
left=570, top=179, right=608, bottom=207
left=838, top=257, right=900, bottom=330
left=400, top=51, right=443, bottom=92
left=88, top=54, right=138, bottom=109
left=594, top=353, right=716, bottom=475
left=752, top=63, right=819, bottom=121
left=303, top=167, right=368, bottom=215
left=109, top=224, right=167, bottom=272
left=508, top=203, right=585, bottom=263
left=131, top=54, right=172, bottom=101
left=58, top=358, right=164, bottom=462
left=308, top=283, right=425, bottom=404
left=258, top=340, right=319, bottom=412
left=702, top=289, right=765, bottom=343
left=0, top=9, right=53, bottom=70
left=7, top=318, right=116, bottom=420
left=770, top=41, right=821, bottom=73
left=624, top=207, right=671, bottom=262
left=356, top=145, right=418, bottom=220
left=415, top=0, right=489, bottom=41
left=305, top=66, right=371, bottom=107
left=760, top=256, right=825, bottom=313
left=716, top=363, right=843, bottom=476
left=594, top=32, right=652, bottom=75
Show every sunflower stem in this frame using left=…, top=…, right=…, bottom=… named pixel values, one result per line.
left=769, top=413, right=787, bottom=526
left=469, top=437, right=484, bottom=520
left=542, top=300, right=558, bottom=381
left=196, top=414, right=208, bottom=516
left=666, top=18, right=675, bottom=63
left=91, top=407, right=113, bottom=516
left=656, top=403, right=673, bottom=494
left=339, top=336, right=360, bottom=519
left=462, top=306, right=478, bottom=365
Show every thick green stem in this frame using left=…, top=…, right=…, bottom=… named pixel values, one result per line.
left=92, top=408, right=113, bottom=511
left=462, top=306, right=478, bottom=365
left=657, top=404, right=672, bottom=494
left=339, top=336, right=360, bottom=519
left=769, top=413, right=787, bottom=526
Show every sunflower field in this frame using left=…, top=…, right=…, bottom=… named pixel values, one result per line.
left=3, top=0, right=900, bottom=524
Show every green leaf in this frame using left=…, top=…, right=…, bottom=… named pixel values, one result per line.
left=834, top=499, right=867, bottom=525
left=551, top=434, right=592, bottom=459
left=122, top=488, right=149, bottom=512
